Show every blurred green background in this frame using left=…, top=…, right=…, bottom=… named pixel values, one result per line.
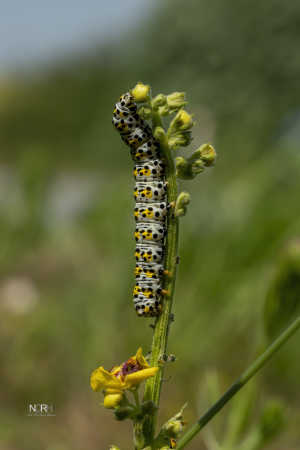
left=1, top=1, right=300, bottom=449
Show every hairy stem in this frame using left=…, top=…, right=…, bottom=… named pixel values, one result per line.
left=143, top=109, right=179, bottom=443
left=176, top=316, right=300, bottom=449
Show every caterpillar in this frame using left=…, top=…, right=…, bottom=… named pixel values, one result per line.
left=112, top=92, right=168, bottom=317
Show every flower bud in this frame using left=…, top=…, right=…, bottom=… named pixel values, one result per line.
left=158, top=105, right=170, bottom=116
left=114, top=406, right=135, bottom=421
left=175, top=157, right=193, bottom=179
left=170, top=109, right=193, bottom=132
left=168, top=131, right=192, bottom=150
left=167, top=92, right=187, bottom=110
left=197, top=143, right=216, bottom=166
left=191, top=159, right=205, bottom=175
left=165, top=418, right=184, bottom=435
left=152, top=93, right=167, bottom=109
left=154, top=126, right=167, bottom=146
left=159, top=404, right=187, bottom=439
left=175, top=192, right=191, bottom=217
left=109, top=446, right=120, bottom=450
left=131, top=82, right=151, bottom=102
left=138, top=106, right=152, bottom=120
left=103, top=393, right=123, bottom=409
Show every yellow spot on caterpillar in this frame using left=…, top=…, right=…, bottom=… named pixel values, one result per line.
left=143, top=289, right=153, bottom=299
left=143, top=253, right=153, bottom=262
left=133, top=285, right=141, bottom=296
left=135, top=266, right=142, bottom=276
left=142, top=230, right=153, bottom=240
left=141, top=189, right=152, bottom=199
left=141, top=168, right=151, bottom=176
left=145, top=209, right=154, bottom=218
left=145, top=270, right=155, bottom=278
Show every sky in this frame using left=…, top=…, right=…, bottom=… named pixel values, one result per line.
left=0, top=0, right=154, bottom=74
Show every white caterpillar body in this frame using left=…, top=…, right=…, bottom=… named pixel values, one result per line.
left=113, top=92, right=167, bottom=317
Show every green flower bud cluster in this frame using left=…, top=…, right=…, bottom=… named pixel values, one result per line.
left=153, top=405, right=186, bottom=448
left=176, top=144, right=216, bottom=179
left=151, top=92, right=186, bottom=117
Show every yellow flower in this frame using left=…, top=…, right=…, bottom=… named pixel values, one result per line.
left=131, top=82, right=151, bottom=102
left=90, top=348, right=158, bottom=409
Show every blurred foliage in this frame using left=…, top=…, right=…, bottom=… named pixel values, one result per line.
left=264, top=239, right=300, bottom=340
left=1, top=0, right=300, bottom=449
left=199, top=371, right=285, bottom=450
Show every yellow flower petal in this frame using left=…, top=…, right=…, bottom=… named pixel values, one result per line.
left=105, top=388, right=123, bottom=395
left=135, top=347, right=149, bottom=369
left=90, top=366, right=122, bottom=392
left=110, top=365, right=122, bottom=376
left=125, top=367, right=159, bottom=388
left=103, top=393, right=123, bottom=409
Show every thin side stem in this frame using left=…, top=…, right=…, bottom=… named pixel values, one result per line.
left=176, top=316, right=300, bottom=449
left=143, top=110, right=179, bottom=443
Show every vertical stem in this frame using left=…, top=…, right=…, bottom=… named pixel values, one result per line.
left=133, top=389, right=140, bottom=408
left=143, top=110, right=179, bottom=443
left=133, top=420, right=146, bottom=450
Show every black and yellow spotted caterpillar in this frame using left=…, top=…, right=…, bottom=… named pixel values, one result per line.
left=112, top=92, right=168, bottom=317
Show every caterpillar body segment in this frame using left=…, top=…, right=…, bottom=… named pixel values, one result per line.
left=134, top=160, right=165, bottom=181
left=134, top=202, right=168, bottom=223
left=113, top=91, right=168, bottom=317
left=135, top=223, right=166, bottom=244
left=135, top=263, right=165, bottom=280
left=135, top=244, right=164, bottom=264
left=134, top=181, right=167, bottom=203
left=130, top=139, right=161, bottom=162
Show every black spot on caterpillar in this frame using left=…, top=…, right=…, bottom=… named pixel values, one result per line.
left=113, top=92, right=168, bottom=317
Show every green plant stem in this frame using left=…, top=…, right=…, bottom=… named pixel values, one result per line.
left=133, top=389, right=140, bottom=408
left=143, top=109, right=179, bottom=443
left=176, top=316, right=300, bottom=449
